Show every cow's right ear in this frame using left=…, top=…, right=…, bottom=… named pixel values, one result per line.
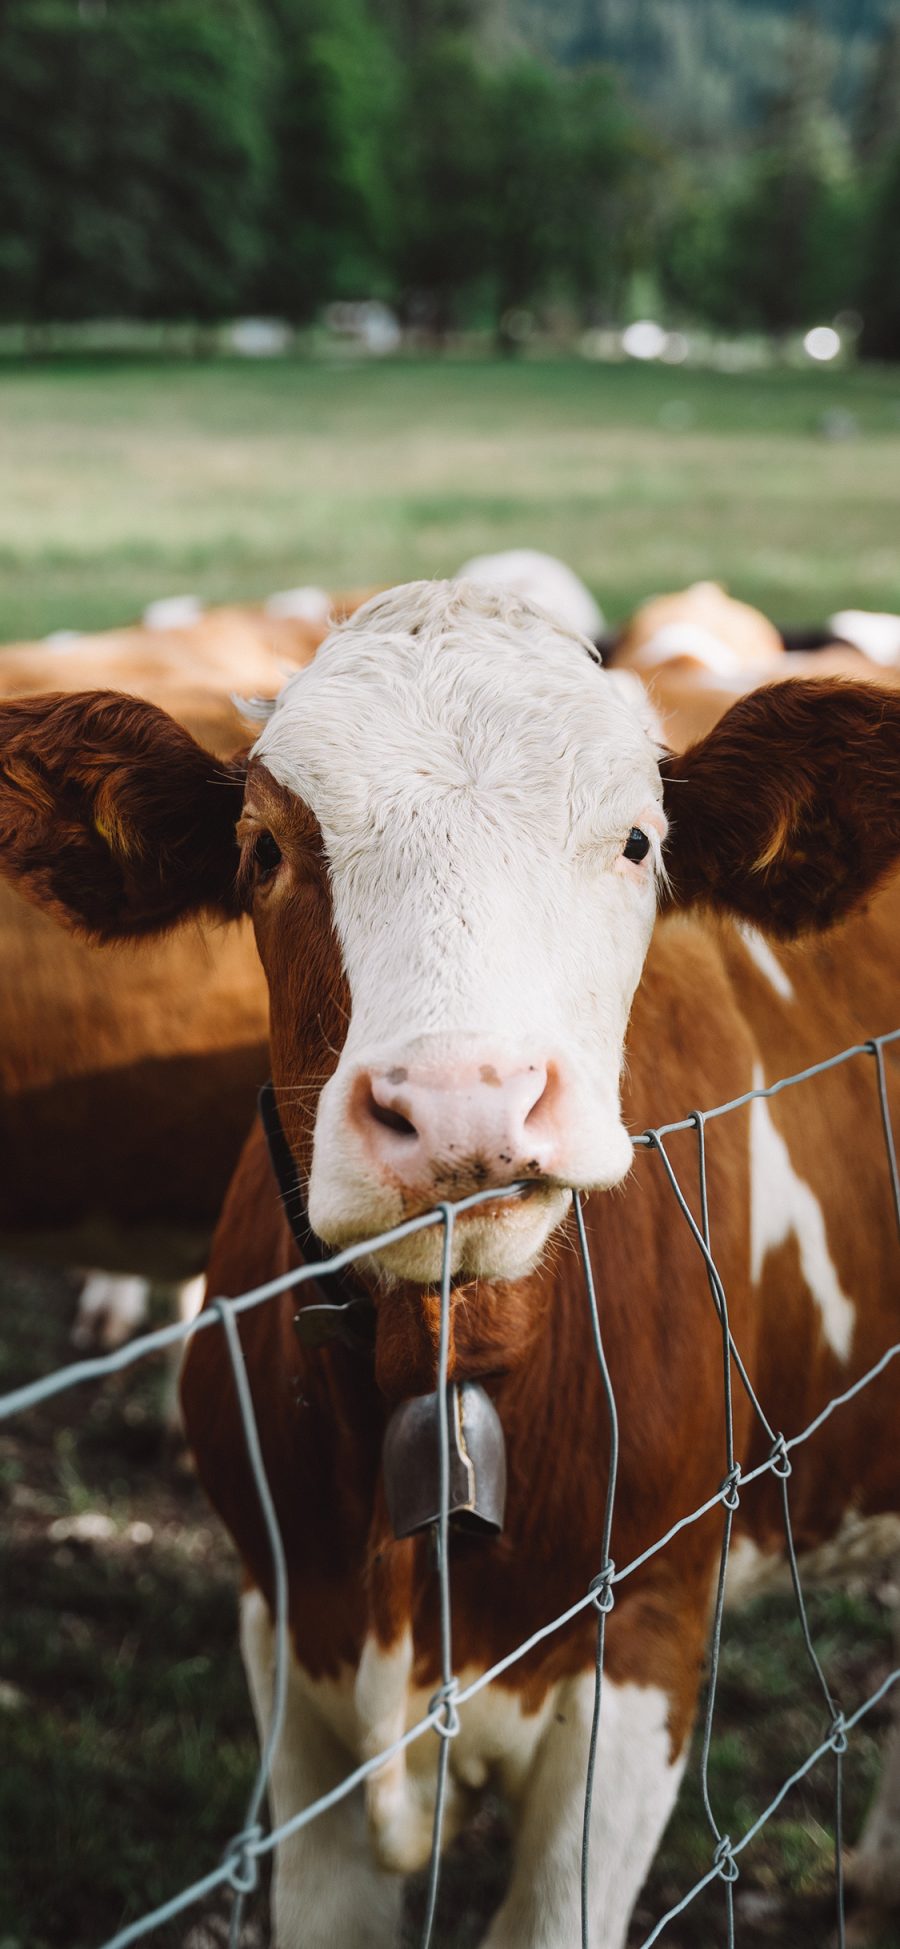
left=0, top=691, right=247, bottom=941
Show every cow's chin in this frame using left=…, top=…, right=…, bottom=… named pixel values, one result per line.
left=316, top=1184, right=573, bottom=1287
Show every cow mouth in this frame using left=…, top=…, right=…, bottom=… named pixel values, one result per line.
left=453, top=1181, right=543, bottom=1221
left=356, top=1179, right=572, bottom=1286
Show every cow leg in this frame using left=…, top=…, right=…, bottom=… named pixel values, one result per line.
left=479, top=1664, right=690, bottom=1949
left=240, top=1588, right=403, bottom=1949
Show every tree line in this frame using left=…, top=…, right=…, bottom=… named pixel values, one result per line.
left=1, top=0, right=899, bottom=357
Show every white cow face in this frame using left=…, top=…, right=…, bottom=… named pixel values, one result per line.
left=244, top=581, right=666, bottom=1283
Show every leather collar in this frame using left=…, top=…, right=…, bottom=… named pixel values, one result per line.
left=258, top=1081, right=507, bottom=1536
left=258, top=1082, right=376, bottom=1356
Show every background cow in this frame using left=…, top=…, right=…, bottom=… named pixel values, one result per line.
left=611, top=579, right=900, bottom=748
left=2, top=581, right=900, bottom=1947
left=0, top=593, right=368, bottom=1348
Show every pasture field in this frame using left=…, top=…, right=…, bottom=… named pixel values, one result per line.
left=2, top=352, right=900, bottom=1948
left=1, top=354, right=900, bottom=641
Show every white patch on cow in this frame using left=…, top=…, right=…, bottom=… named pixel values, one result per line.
left=750, top=1065, right=855, bottom=1359
left=355, top=1631, right=434, bottom=1871
left=628, top=622, right=746, bottom=679
left=456, top=548, right=605, bottom=639
left=161, top=1274, right=206, bottom=1434
left=175, top=1271, right=206, bottom=1326
left=240, top=1590, right=403, bottom=1948
left=42, top=629, right=83, bottom=651
left=829, top=609, right=900, bottom=667
left=243, top=1596, right=683, bottom=1948
left=307, top=1632, right=558, bottom=1873
left=482, top=1675, right=685, bottom=1949
left=71, top=1271, right=151, bottom=1351
left=265, top=586, right=333, bottom=624
left=737, top=922, right=796, bottom=1002
left=723, top=1534, right=787, bottom=1607
left=252, top=580, right=665, bottom=1281
left=142, top=595, right=204, bottom=631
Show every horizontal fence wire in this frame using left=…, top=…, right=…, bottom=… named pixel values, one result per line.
left=3, top=1027, right=900, bottom=1949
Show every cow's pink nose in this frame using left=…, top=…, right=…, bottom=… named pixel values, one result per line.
left=350, top=1060, right=560, bottom=1193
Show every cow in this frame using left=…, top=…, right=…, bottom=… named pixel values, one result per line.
left=0, top=593, right=361, bottom=1346
left=612, top=580, right=900, bottom=749
left=2, top=580, right=900, bottom=1947
left=457, top=548, right=605, bottom=641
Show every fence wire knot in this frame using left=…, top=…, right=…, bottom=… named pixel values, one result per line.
left=720, top=1464, right=742, bottom=1511
left=222, top=1823, right=263, bottom=1895
left=589, top=1561, right=616, bottom=1615
left=830, top=1710, right=849, bottom=1755
left=713, top=1834, right=740, bottom=1885
left=769, top=1432, right=792, bottom=1478
left=429, top=1677, right=461, bottom=1740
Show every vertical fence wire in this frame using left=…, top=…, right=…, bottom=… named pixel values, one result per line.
left=210, top=1298, right=291, bottom=1948
left=689, top=1112, right=739, bottom=1947
left=575, top=1193, right=620, bottom=1949
left=419, top=1203, right=459, bottom=1949
left=869, top=1035, right=900, bottom=1244
left=647, top=1128, right=776, bottom=1443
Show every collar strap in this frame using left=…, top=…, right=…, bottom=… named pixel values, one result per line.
left=258, top=1082, right=375, bottom=1356
left=258, top=1086, right=506, bottom=1538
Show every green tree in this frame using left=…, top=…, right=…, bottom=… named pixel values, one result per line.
left=860, top=139, right=900, bottom=358
left=0, top=0, right=273, bottom=325
left=660, top=22, right=860, bottom=333
left=488, top=57, right=567, bottom=335
left=391, top=28, right=496, bottom=330
left=559, top=65, right=665, bottom=321
left=856, top=15, right=900, bottom=163
left=259, top=0, right=400, bottom=320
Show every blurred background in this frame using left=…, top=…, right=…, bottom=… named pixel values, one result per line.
left=3, top=7, right=900, bottom=1949
left=1, top=0, right=900, bottom=641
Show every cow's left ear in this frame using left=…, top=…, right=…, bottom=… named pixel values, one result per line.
left=0, top=691, right=247, bottom=941
left=660, top=679, right=900, bottom=937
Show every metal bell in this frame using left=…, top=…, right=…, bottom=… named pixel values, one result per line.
left=382, top=1382, right=507, bottom=1540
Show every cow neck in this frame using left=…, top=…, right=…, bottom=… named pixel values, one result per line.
left=258, top=1082, right=376, bottom=1357
left=257, top=1082, right=508, bottom=1539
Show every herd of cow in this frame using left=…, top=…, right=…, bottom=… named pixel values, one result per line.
left=3, top=553, right=900, bottom=1947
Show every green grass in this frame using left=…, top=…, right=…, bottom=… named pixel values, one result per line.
left=2, top=355, right=900, bottom=641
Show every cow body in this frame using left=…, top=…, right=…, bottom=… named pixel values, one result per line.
left=4, top=581, right=900, bottom=1944
left=613, top=580, right=900, bottom=749
left=0, top=598, right=345, bottom=1276
left=183, top=885, right=900, bottom=1945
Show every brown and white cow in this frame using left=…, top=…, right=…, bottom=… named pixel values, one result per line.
left=2, top=581, right=900, bottom=1947
left=0, top=594, right=367, bottom=1335
left=613, top=580, right=900, bottom=749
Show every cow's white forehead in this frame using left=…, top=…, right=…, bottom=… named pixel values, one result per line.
left=252, top=580, right=662, bottom=840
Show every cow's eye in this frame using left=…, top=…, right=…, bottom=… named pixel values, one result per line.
left=623, top=827, right=651, bottom=863
left=253, top=831, right=282, bottom=879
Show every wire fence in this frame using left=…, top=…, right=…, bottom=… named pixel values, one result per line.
left=4, top=1028, right=900, bottom=1949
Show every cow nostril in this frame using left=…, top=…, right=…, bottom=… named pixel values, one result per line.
left=524, top=1064, right=556, bottom=1131
left=368, top=1093, right=418, bottom=1139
